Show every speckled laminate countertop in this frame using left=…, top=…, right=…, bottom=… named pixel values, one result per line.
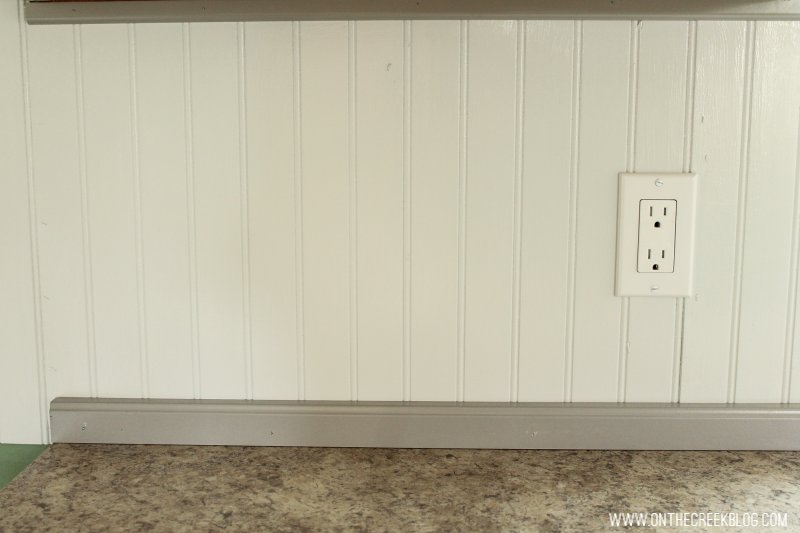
left=1, top=444, right=799, bottom=532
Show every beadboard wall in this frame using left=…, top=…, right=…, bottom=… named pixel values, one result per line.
left=2, top=0, right=800, bottom=444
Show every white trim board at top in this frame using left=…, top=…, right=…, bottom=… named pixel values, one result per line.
left=50, top=397, right=800, bottom=450
left=25, top=0, right=800, bottom=24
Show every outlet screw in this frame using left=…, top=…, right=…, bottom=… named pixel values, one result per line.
left=81, top=422, right=87, bottom=431
left=655, top=178, right=664, bottom=187
left=650, top=285, right=659, bottom=292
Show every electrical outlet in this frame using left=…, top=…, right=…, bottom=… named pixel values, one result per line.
left=616, top=173, right=697, bottom=296
left=637, top=199, right=677, bottom=273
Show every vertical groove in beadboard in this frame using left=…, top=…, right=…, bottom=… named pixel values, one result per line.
left=347, top=20, right=359, bottom=402
left=456, top=20, right=468, bottom=402
left=402, top=20, right=412, bottom=402
left=682, top=22, right=698, bottom=175
left=17, top=0, right=49, bottom=441
left=618, top=20, right=639, bottom=403
left=182, top=22, right=201, bottom=400
left=728, top=21, right=756, bottom=403
left=73, top=25, right=98, bottom=398
left=292, top=21, right=306, bottom=401
left=509, top=20, right=525, bottom=403
left=128, top=24, right=149, bottom=399
left=782, top=114, right=800, bottom=402
left=237, top=22, right=253, bottom=401
left=673, top=21, right=698, bottom=403
left=564, top=20, right=582, bottom=402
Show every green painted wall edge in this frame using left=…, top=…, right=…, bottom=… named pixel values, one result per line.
left=0, top=445, right=48, bottom=490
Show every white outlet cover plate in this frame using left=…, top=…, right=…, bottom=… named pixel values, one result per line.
left=616, top=172, right=698, bottom=297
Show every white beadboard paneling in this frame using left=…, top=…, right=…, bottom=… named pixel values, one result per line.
left=408, top=20, right=460, bottom=401
left=26, top=24, right=94, bottom=407
left=736, top=22, right=800, bottom=402
left=624, top=21, right=689, bottom=402
left=355, top=21, right=405, bottom=400
left=680, top=21, right=748, bottom=403
left=517, top=21, right=575, bottom=402
left=570, top=21, right=630, bottom=402
left=134, top=23, right=195, bottom=399
left=189, top=23, right=247, bottom=399
left=0, top=0, right=43, bottom=444
left=79, top=24, right=142, bottom=398
left=463, top=20, right=517, bottom=402
left=244, top=21, right=299, bottom=400
left=4, top=6, right=800, bottom=443
left=300, top=21, right=352, bottom=399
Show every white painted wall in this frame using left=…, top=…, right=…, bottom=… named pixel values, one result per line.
left=2, top=0, right=800, bottom=444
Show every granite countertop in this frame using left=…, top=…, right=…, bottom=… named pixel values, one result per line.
left=1, top=444, right=799, bottom=532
